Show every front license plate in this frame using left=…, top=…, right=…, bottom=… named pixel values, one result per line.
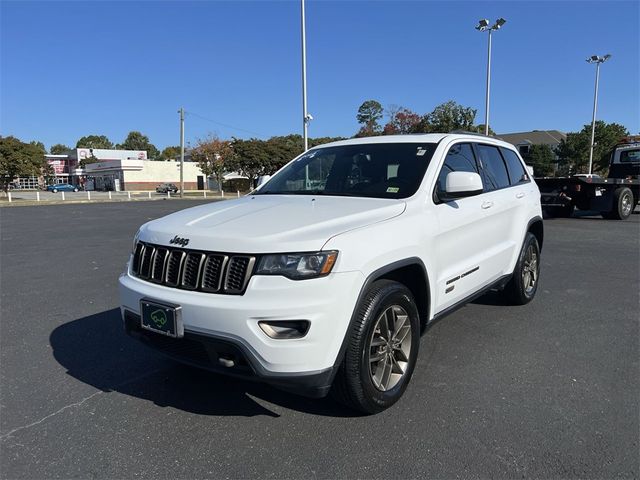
left=140, top=299, right=183, bottom=338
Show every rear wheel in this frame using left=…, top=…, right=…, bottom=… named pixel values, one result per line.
left=601, top=187, right=633, bottom=220
left=331, top=280, right=420, bottom=414
left=503, top=232, right=540, bottom=305
left=52, top=188, right=58, bottom=193
left=73, top=188, right=78, bottom=192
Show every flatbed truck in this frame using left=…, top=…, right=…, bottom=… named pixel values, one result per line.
left=536, top=137, right=640, bottom=220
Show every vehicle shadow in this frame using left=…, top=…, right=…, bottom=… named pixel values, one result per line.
left=49, top=308, right=359, bottom=418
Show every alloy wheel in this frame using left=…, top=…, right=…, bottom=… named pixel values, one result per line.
left=368, top=305, right=412, bottom=391
left=522, top=244, right=539, bottom=295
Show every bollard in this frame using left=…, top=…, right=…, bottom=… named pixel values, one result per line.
left=61, top=191, right=65, bottom=201
left=167, top=191, right=171, bottom=199
left=203, top=191, right=207, bottom=199
left=8, top=192, right=12, bottom=203
left=221, top=190, right=224, bottom=197
left=108, top=191, right=112, bottom=200
left=128, top=191, right=131, bottom=200
left=237, top=190, right=240, bottom=198
left=148, top=191, right=151, bottom=199
left=36, top=191, right=40, bottom=202
left=87, top=191, right=91, bottom=200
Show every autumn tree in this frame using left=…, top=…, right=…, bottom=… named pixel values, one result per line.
left=190, top=135, right=233, bottom=191
left=382, top=107, right=421, bottom=135
left=355, top=100, right=384, bottom=137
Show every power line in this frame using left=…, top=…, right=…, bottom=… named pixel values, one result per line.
left=184, top=111, right=264, bottom=138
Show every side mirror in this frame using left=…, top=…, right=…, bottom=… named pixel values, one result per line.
left=256, top=175, right=271, bottom=188
left=443, top=171, right=483, bottom=199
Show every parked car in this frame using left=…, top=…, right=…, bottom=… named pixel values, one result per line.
left=156, top=183, right=179, bottom=194
left=120, top=133, right=543, bottom=414
left=47, top=184, right=78, bottom=193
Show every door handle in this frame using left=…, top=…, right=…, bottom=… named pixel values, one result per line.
left=481, top=201, right=494, bottom=209
left=516, top=192, right=525, bottom=199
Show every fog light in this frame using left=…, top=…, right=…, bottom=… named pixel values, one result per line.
left=258, top=320, right=310, bottom=339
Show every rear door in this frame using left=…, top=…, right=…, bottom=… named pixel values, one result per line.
left=473, top=143, right=533, bottom=279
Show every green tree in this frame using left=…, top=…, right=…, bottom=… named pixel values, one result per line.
left=76, top=135, right=113, bottom=149
left=0, top=136, right=47, bottom=192
left=158, top=146, right=182, bottom=161
left=524, top=144, right=556, bottom=177
left=556, top=121, right=629, bottom=175
left=413, top=100, right=478, bottom=133
left=190, top=135, right=234, bottom=190
left=356, top=100, right=384, bottom=137
left=79, top=152, right=100, bottom=169
left=117, top=131, right=159, bottom=159
left=50, top=144, right=72, bottom=154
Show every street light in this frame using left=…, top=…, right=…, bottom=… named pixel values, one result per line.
left=475, top=17, right=506, bottom=135
left=586, top=54, right=612, bottom=174
left=300, top=0, right=313, bottom=151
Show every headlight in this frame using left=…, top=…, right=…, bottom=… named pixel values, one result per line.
left=255, top=251, right=338, bottom=280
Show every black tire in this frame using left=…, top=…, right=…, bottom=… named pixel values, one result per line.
left=52, top=189, right=58, bottom=193
left=73, top=188, right=78, bottom=192
left=601, top=187, right=634, bottom=220
left=331, top=280, right=420, bottom=414
left=503, top=232, right=541, bottom=305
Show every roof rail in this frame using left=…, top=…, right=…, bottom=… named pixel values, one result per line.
left=448, top=130, right=495, bottom=138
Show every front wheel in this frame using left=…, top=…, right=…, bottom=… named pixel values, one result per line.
left=502, top=232, right=541, bottom=305
left=52, top=189, right=58, bottom=193
left=73, top=188, right=78, bottom=192
left=331, top=280, right=420, bottom=414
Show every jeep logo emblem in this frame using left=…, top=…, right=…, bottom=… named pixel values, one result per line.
left=169, top=235, right=189, bottom=247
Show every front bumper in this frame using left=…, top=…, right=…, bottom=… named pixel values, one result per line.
left=119, top=268, right=364, bottom=395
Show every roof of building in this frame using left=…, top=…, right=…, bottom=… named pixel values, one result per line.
left=497, top=130, right=566, bottom=147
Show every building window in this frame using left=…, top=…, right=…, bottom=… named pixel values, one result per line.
left=518, top=145, right=530, bottom=156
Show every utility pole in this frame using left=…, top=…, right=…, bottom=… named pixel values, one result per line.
left=179, top=107, right=185, bottom=198
left=586, top=54, right=611, bottom=174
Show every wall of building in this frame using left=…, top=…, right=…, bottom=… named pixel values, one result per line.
left=122, top=161, right=205, bottom=190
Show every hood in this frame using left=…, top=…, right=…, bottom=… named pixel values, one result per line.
left=139, top=194, right=406, bottom=253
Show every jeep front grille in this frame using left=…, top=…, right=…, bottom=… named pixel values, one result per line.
left=132, top=242, right=255, bottom=295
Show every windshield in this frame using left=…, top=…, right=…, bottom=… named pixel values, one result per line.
left=256, top=142, right=437, bottom=199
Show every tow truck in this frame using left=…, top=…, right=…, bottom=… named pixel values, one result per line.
left=536, top=136, right=640, bottom=220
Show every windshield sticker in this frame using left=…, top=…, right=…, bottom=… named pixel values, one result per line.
left=386, top=187, right=400, bottom=193
left=416, top=147, right=427, bottom=156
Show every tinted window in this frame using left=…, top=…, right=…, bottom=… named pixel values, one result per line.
left=500, top=148, right=530, bottom=185
left=436, top=143, right=479, bottom=193
left=257, top=143, right=437, bottom=199
left=477, top=144, right=510, bottom=191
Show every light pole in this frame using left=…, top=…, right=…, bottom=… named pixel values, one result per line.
left=301, top=0, right=312, bottom=151
left=586, top=54, right=611, bottom=174
left=475, top=18, right=506, bottom=135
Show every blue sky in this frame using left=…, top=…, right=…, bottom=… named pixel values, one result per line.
left=1, top=0, right=638, bottom=150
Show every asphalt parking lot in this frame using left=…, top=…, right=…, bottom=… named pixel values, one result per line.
left=1, top=201, right=638, bottom=479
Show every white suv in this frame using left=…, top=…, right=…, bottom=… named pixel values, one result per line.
left=119, top=133, right=543, bottom=414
